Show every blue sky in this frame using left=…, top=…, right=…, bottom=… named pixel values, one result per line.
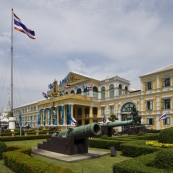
left=0, top=0, right=173, bottom=111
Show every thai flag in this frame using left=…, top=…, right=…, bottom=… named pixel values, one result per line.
left=71, top=117, right=77, bottom=125
left=159, top=112, right=167, bottom=121
left=103, top=115, right=106, bottom=123
left=13, top=13, right=36, bottom=39
left=42, top=92, right=48, bottom=99
left=87, top=85, right=93, bottom=90
left=66, top=84, right=71, bottom=88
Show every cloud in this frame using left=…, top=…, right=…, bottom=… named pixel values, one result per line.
left=0, top=0, right=173, bottom=111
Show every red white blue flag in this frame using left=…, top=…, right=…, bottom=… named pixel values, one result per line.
left=13, top=13, right=36, bottom=39
left=159, top=112, right=167, bottom=121
left=42, top=92, right=48, bottom=99
left=71, top=117, right=77, bottom=125
left=66, top=84, right=71, bottom=88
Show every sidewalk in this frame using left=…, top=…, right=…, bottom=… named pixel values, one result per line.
left=32, top=148, right=110, bottom=163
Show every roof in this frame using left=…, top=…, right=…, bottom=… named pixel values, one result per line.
left=140, top=64, right=173, bottom=77
left=68, top=71, right=101, bottom=81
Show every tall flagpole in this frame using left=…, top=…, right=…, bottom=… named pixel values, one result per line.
left=9, top=8, right=15, bottom=130
left=11, top=8, right=13, bottom=118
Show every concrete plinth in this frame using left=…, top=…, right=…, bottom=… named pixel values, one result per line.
left=9, top=117, right=16, bottom=130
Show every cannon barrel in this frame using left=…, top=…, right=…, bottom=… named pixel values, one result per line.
left=99, top=120, right=133, bottom=127
left=55, top=122, right=102, bottom=140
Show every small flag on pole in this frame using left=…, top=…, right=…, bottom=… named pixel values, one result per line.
left=42, top=92, right=48, bottom=99
left=13, top=13, right=36, bottom=39
left=71, top=117, right=77, bottom=125
left=159, top=112, right=167, bottom=121
left=87, top=85, right=93, bottom=90
left=66, top=84, right=71, bottom=88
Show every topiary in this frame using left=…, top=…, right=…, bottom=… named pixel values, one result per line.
left=101, top=135, right=108, bottom=140
left=0, top=142, right=7, bottom=159
left=153, top=149, right=173, bottom=170
left=158, top=128, right=173, bottom=144
left=137, top=131, right=144, bottom=136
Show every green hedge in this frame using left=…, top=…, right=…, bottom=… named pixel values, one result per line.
left=3, top=145, right=74, bottom=173
left=0, top=134, right=51, bottom=142
left=89, top=139, right=126, bottom=150
left=120, top=140, right=160, bottom=157
left=112, top=152, right=168, bottom=173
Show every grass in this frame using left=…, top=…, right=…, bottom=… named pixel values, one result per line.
left=4, top=139, right=132, bottom=173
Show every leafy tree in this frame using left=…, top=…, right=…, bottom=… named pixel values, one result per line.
left=108, top=114, right=118, bottom=122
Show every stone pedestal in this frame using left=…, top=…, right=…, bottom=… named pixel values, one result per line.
left=9, top=117, right=16, bottom=130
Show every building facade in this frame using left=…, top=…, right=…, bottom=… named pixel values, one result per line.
left=13, top=64, right=173, bottom=131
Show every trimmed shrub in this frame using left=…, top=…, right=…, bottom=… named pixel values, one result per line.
left=120, top=140, right=160, bottom=157
left=153, top=149, right=173, bottom=170
left=3, top=145, right=74, bottom=173
left=158, top=128, right=173, bottom=144
left=101, top=135, right=108, bottom=140
left=113, top=152, right=167, bottom=173
left=138, top=131, right=144, bottom=136
left=0, top=141, right=7, bottom=159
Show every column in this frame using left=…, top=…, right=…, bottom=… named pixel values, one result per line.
left=89, top=106, right=93, bottom=124
left=40, top=109, right=43, bottom=125
left=89, top=90, right=93, bottom=97
left=51, top=107, right=53, bottom=125
left=156, top=76, right=160, bottom=92
left=98, top=87, right=101, bottom=99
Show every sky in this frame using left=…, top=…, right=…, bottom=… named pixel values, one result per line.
left=0, top=0, right=173, bottom=112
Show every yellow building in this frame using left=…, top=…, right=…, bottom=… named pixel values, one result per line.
left=14, top=64, right=173, bottom=131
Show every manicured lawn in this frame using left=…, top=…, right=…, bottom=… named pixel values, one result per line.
left=4, top=139, right=132, bottom=173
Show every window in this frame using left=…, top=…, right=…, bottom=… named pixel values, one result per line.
left=71, top=90, right=75, bottom=94
left=77, top=88, right=81, bottom=94
left=146, top=81, right=153, bottom=90
left=109, top=84, right=114, bottom=97
left=110, top=105, right=114, bottom=114
left=162, top=99, right=171, bottom=109
left=125, top=86, right=128, bottom=94
left=163, top=117, right=170, bottom=125
left=146, top=118, right=154, bottom=125
left=121, top=102, right=136, bottom=112
left=119, top=84, right=122, bottom=95
left=101, top=87, right=105, bottom=99
left=162, top=77, right=170, bottom=87
left=146, top=100, right=153, bottom=110
left=101, top=107, right=105, bottom=115
left=93, top=86, right=98, bottom=98
left=84, top=88, right=89, bottom=96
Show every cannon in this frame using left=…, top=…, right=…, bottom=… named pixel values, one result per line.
left=99, top=120, right=133, bottom=137
left=38, top=122, right=102, bottom=155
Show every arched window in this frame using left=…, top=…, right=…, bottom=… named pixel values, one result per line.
left=125, top=86, right=128, bottom=94
left=93, top=86, right=98, bottom=98
left=71, top=90, right=75, bottom=94
left=109, top=84, right=114, bottom=97
left=119, top=84, right=122, bottom=95
left=101, top=87, right=105, bottom=99
left=77, top=88, right=81, bottom=94
left=121, top=102, right=136, bottom=112
left=65, top=91, right=68, bottom=94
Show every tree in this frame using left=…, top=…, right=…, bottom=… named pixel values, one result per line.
left=108, top=114, right=118, bottom=122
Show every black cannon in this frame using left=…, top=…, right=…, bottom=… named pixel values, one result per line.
left=38, top=122, right=102, bottom=155
left=99, top=120, right=133, bottom=137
